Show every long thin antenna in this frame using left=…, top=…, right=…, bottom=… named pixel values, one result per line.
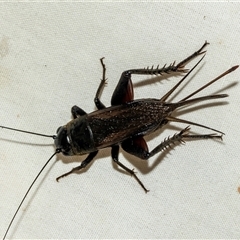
left=3, top=149, right=61, bottom=240
left=0, top=126, right=55, bottom=138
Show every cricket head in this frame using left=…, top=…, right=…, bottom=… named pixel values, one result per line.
left=54, top=125, right=73, bottom=156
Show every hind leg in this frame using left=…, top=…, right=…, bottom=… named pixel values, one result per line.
left=122, top=126, right=222, bottom=160
left=111, top=42, right=209, bottom=106
left=120, top=127, right=222, bottom=192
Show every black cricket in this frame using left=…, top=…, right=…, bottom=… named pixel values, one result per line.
left=1, top=41, right=238, bottom=239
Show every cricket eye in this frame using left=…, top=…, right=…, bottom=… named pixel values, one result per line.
left=54, top=126, right=72, bottom=155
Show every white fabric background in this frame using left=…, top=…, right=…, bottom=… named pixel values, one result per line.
left=0, top=2, right=240, bottom=239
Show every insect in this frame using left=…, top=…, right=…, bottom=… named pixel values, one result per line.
left=1, top=41, right=238, bottom=239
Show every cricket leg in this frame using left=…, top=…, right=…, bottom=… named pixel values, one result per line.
left=111, top=42, right=209, bottom=106
left=111, top=145, right=149, bottom=193
left=129, top=41, right=209, bottom=75
left=71, top=57, right=107, bottom=118
left=147, top=126, right=222, bottom=158
left=71, top=105, right=87, bottom=118
left=56, top=151, right=98, bottom=181
left=121, top=126, right=222, bottom=160
left=94, top=57, right=107, bottom=109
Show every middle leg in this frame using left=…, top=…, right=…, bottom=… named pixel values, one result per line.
left=94, top=57, right=107, bottom=110
left=111, top=145, right=149, bottom=193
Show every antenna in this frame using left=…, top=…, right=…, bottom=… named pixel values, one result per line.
left=1, top=125, right=59, bottom=239
left=0, top=126, right=55, bottom=138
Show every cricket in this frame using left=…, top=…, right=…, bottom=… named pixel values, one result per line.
left=1, top=41, right=238, bottom=239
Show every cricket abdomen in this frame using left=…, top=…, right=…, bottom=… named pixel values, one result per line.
left=87, top=99, right=173, bottom=148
